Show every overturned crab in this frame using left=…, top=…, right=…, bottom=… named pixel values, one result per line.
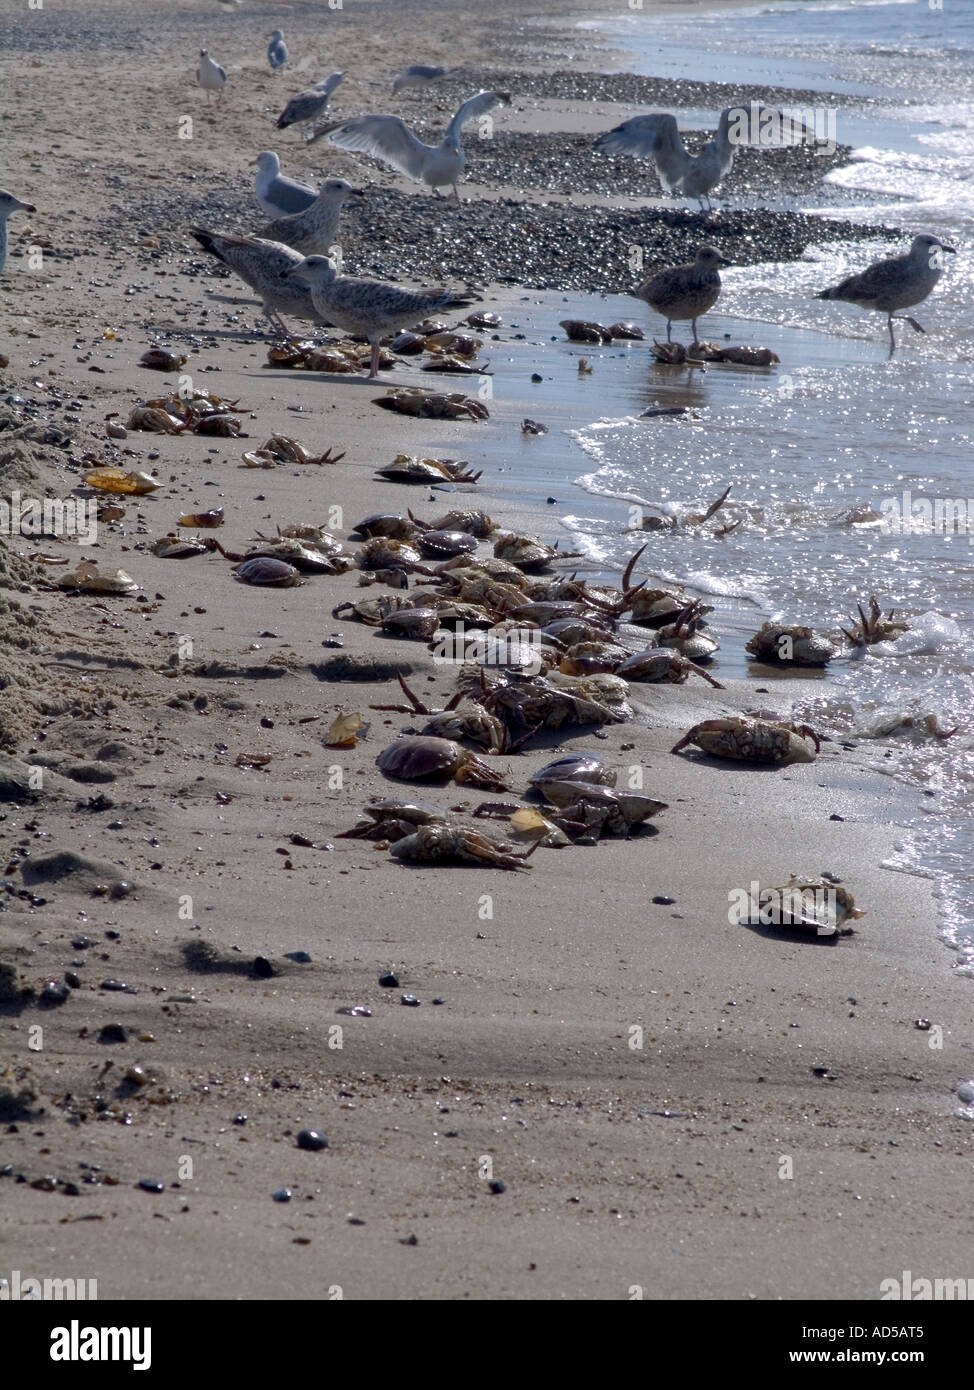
left=373, top=388, right=489, bottom=421
left=842, top=596, right=911, bottom=647
left=377, top=735, right=509, bottom=791
left=742, top=875, right=864, bottom=937
left=493, top=532, right=581, bottom=571
left=242, top=434, right=345, bottom=469
left=350, top=512, right=420, bottom=541
left=656, top=603, right=719, bottom=663
left=538, top=782, right=668, bottom=839
left=637, top=485, right=734, bottom=532
left=560, top=319, right=613, bottom=344
left=337, top=798, right=448, bottom=842
left=375, top=454, right=482, bottom=484
left=616, top=648, right=724, bottom=686
left=419, top=507, right=496, bottom=538
left=150, top=534, right=220, bottom=559
left=672, top=717, right=821, bottom=765
left=57, top=560, right=140, bottom=595
left=370, top=674, right=509, bottom=753
left=746, top=622, right=837, bottom=668
left=390, top=823, right=533, bottom=870
left=528, top=753, right=617, bottom=797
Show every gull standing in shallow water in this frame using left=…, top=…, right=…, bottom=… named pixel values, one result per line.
left=276, top=73, right=344, bottom=140
left=0, top=190, right=36, bottom=276
left=321, top=90, right=510, bottom=200
left=252, top=151, right=317, bottom=219
left=258, top=178, right=363, bottom=256
left=282, top=255, right=478, bottom=376
left=391, top=65, right=450, bottom=96
left=595, top=107, right=810, bottom=212
left=635, top=245, right=731, bottom=342
left=196, top=49, right=227, bottom=102
left=191, top=229, right=321, bottom=335
left=266, top=30, right=288, bottom=71
left=815, top=233, right=956, bottom=353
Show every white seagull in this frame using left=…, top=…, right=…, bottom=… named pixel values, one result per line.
left=322, top=90, right=510, bottom=200
left=392, top=65, right=450, bottom=96
left=595, top=106, right=812, bottom=212
left=276, top=73, right=345, bottom=140
left=252, top=151, right=317, bottom=219
left=267, top=30, right=288, bottom=71
left=196, top=49, right=227, bottom=103
left=282, top=255, right=478, bottom=376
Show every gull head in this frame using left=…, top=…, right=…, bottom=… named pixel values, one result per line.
left=319, top=178, right=365, bottom=202
left=253, top=151, right=281, bottom=174
left=910, top=232, right=956, bottom=258
left=695, top=245, right=733, bottom=269
left=0, top=190, right=37, bottom=220
left=283, top=255, right=340, bottom=288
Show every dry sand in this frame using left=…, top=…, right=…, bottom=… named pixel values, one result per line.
left=1, top=0, right=972, bottom=1303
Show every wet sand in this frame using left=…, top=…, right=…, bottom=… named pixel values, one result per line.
left=2, top=0, right=972, bottom=1302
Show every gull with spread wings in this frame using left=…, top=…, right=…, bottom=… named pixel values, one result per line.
left=320, top=90, right=510, bottom=200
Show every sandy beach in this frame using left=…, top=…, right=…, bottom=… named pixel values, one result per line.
left=2, top=0, right=973, bottom=1305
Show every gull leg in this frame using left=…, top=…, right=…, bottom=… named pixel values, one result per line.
left=691, top=317, right=699, bottom=343
left=666, top=320, right=673, bottom=343
left=887, top=314, right=896, bottom=355
left=452, top=183, right=461, bottom=203
left=368, top=339, right=381, bottom=379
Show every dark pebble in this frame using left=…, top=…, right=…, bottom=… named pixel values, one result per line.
left=271, top=1187, right=292, bottom=1203
left=489, top=1180, right=506, bottom=1195
left=64, top=972, right=81, bottom=989
left=108, top=881, right=133, bottom=900
left=100, top=979, right=134, bottom=992
left=530, top=372, right=542, bottom=383
left=297, top=1129, right=328, bottom=1152
left=432, top=997, right=445, bottom=1005
left=651, top=895, right=676, bottom=906
left=233, top=1114, right=247, bottom=1125
left=829, top=813, right=845, bottom=821
left=39, top=980, right=70, bottom=1005
left=284, top=950, right=312, bottom=963
left=97, top=1023, right=127, bottom=1043
left=71, top=935, right=90, bottom=950
left=401, top=993, right=421, bottom=1007
left=378, top=971, right=399, bottom=988
left=252, top=956, right=276, bottom=978
left=138, top=1178, right=164, bottom=1193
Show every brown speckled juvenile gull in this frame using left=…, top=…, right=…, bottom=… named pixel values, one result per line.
left=283, top=254, right=478, bottom=377
left=635, top=244, right=731, bottom=342
left=258, top=177, right=363, bottom=256
left=276, top=73, right=344, bottom=140
left=816, top=233, right=956, bottom=352
left=191, top=228, right=322, bottom=335
left=0, top=189, right=36, bottom=276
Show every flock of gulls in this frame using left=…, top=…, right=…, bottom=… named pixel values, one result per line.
left=0, top=32, right=957, bottom=361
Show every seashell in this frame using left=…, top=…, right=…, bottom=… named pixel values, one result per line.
left=325, top=712, right=368, bottom=748
left=58, top=560, right=140, bottom=594
left=85, top=467, right=161, bottom=495
left=140, top=346, right=188, bottom=372
left=466, top=311, right=502, bottom=329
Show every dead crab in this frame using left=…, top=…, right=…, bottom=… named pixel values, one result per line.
left=528, top=753, right=617, bottom=797
left=420, top=507, right=496, bottom=538
left=242, top=435, right=345, bottom=468
left=370, top=675, right=509, bottom=753
left=746, top=622, right=838, bottom=667
left=560, top=319, right=613, bottom=344
left=150, top=534, right=219, bottom=559
left=655, top=603, right=719, bottom=663
left=538, top=782, right=668, bottom=839
left=233, top=556, right=302, bottom=587
left=373, top=388, right=489, bottom=421
left=390, top=823, right=533, bottom=870
left=414, top=528, right=480, bottom=560
left=350, top=512, right=420, bottom=540
left=377, top=735, right=509, bottom=790
left=637, top=485, right=734, bottom=532
left=333, top=593, right=413, bottom=625
left=671, top=717, right=821, bottom=765
left=842, top=596, right=911, bottom=647
left=376, top=454, right=483, bottom=484
left=493, top=532, right=581, bottom=571
left=337, top=798, right=448, bottom=842
left=743, top=875, right=864, bottom=937
left=615, top=648, right=724, bottom=686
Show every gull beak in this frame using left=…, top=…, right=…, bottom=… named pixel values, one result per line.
left=942, top=243, right=957, bottom=254
left=718, top=255, right=733, bottom=267
left=351, top=187, right=366, bottom=197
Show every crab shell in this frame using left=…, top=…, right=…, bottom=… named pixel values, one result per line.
left=756, top=876, right=864, bottom=935
left=745, top=622, right=837, bottom=667
left=376, top=736, right=509, bottom=790
left=607, top=321, right=644, bottom=341
left=560, top=319, right=612, bottom=344
left=493, top=533, right=558, bottom=570
left=351, top=513, right=419, bottom=540
left=425, top=508, right=496, bottom=538
left=151, top=535, right=214, bottom=558
left=672, top=717, right=818, bottom=765
left=358, top=537, right=423, bottom=570
left=628, top=589, right=699, bottom=627
left=528, top=753, right=617, bottom=793
left=658, top=629, right=719, bottom=663
left=543, top=782, right=668, bottom=832
left=233, top=556, right=302, bottom=587
left=421, top=706, right=508, bottom=752
left=245, top=539, right=348, bottom=573
left=390, top=824, right=531, bottom=870
left=380, top=606, right=441, bottom=639
left=416, top=529, right=479, bottom=559
left=339, top=798, right=448, bottom=840
left=558, top=640, right=629, bottom=676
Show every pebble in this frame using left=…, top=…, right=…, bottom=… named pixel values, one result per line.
left=71, top=935, right=90, bottom=950
left=252, top=956, right=276, bottom=978
left=337, top=1005, right=372, bottom=1017
left=379, top=971, right=399, bottom=988
left=296, top=1129, right=328, bottom=1152
left=651, top=895, right=676, bottom=906
left=97, top=1023, right=127, bottom=1043
left=39, top=980, right=70, bottom=1005
left=100, top=979, right=135, bottom=993
left=488, top=1180, right=506, bottom=1195
left=138, top=1178, right=164, bottom=1193
left=271, top=1187, right=292, bottom=1203
left=284, top=951, right=312, bottom=963
left=401, top=993, right=421, bottom=1007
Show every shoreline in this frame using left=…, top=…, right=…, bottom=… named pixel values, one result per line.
left=2, top=0, right=972, bottom=1302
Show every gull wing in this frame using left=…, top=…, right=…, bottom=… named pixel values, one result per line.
left=326, top=115, right=432, bottom=179
left=446, top=90, right=510, bottom=142
left=594, top=113, right=688, bottom=191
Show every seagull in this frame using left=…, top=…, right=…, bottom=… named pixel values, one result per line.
left=267, top=30, right=288, bottom=71
left=595, top=106, right=810, bottom=212
left=815, top=233, right=956, bottom=353
left=276, top=73, right=345, bottom=140
left=321, top=90, right=510, bottom=200
left=196, top=49, right=227, bottom=103
left=635, top=245, right=731, bottom=342
left=191, top=228, right=322, bottom=336
left=282, top=255, right=478, bottom=376
left=392, top=65, right=450, bottom=96
left=252, top=151, right=317, bottom=219
left=0, top=190, right=36, bottom=276
left=258, top=178, right=364, bottom=257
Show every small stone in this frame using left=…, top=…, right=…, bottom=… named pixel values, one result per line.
left=98, top=1023, right=127, bottom=1043
left=401, top=993, right=421, bottom=1007
left=530, top=372, right=542, bottom=383
left=39, top=980, right=70, bottom=1006
left=651, top=895, right=675, bottom=906
left=233, top=1114, right=247, bottom=1125
left=297, top=1128, right=328, bottom=1152
left=71, top=935, right=90, bottom=950
left=336, top=1006, right=372, bottom=1017
left=432, top=997, right=445, bottom=1006
left=108, top=880, right=134, bottom=900
left=138, top=1178, right=164, bottom=1193
left=488, top=1180, right=506, bottom=1194
left=399, top=1233, right=419, bottom=1246
left=100, top=979, right=134, bottom=992
left=252, top=956, right=276, bottom=978
left=378, top=971, right=399, bottom=988
left=914, top=1018, right=931, bottom=1031
left=64, top=972, right=81, bottom=989
left=271, top=1186, right=292, bottom=1203
left=284, top=951, right=311, bottom=963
